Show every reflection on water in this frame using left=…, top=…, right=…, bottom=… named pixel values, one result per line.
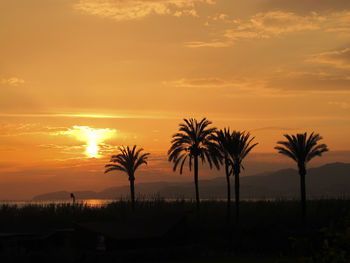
left=0, top=198, right=283, bottom=208
left=0, top=199, right=116, bottom=208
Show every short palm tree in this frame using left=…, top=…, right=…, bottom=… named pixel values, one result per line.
left=105, top=145, right=150, bottom=210
left=70, top=193, right=75, bottom=205
left=213, top=128, right=233, bottom=221
left=275, top=132, right=328, bottom=223
left=168, top=118, right=220, bottom=211
left=229, top=131, right=258, bottom=224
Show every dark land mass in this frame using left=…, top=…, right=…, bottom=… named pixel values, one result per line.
left=1, top=199, right=350, bottom=262
left=33, top=162, right=350, bottom=200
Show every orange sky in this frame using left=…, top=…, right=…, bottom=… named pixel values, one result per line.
left=1, top=0, right=350, bottom=199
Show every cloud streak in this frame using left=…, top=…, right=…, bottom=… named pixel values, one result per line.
left=165, top=70, right=350, bottom=96
left=307, top=48, right=350, bottom=69
left=74, top=0, right=215, bottom=21
left=191, top=10, right=350, bottom=47
left=1, top=77, right=25, bottom=86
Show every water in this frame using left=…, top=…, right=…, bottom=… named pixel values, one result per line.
left=1, top=196, right=342, bottom=208
left=0, top=198, right=269, bottom=208
left=0, top=199, right=116, bottom=208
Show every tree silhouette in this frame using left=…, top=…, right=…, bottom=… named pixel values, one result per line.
left=228, top=131, right=258, bottom=224
left=213, top=128, right=233, bottom=222
left=275, top=132, right=328, bottom=224
left=70, top=193, right=75, bottom=205
left=105, top=145, right=150, bottom=210
left=168, top=118, right=220, bottom=211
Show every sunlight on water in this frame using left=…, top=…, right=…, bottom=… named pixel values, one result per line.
left=0, top=199, right=115, bottom=208
left=0, top=198, right=283, bottom=208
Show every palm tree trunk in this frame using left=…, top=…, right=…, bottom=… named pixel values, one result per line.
left=299, top=164, right=307, bottom=225
left=234, top=163, right=240, bottom=225
left=225, top=159, right=231, bottom=223
left=194, top=155, right=200, bottom=212
left=129, top=176, right=135, bottom=211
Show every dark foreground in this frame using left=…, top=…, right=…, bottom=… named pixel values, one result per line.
left=1, top=199, right=350, bottom=262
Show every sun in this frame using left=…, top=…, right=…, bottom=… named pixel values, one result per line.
left=70, top=126, right=116, bottom=158
left=86, top=142, right=99, bottom=158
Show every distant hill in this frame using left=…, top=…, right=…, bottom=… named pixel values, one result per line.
left=32, top=162, right=350, bottom=200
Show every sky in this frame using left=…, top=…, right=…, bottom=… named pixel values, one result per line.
left=1, top=0, right=350, bottom=199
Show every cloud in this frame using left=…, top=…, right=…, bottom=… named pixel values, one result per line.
left=165, top=77, right=230, bottom=88
left=225, top=11, right=324, bottom=40
left=165, top=70, right=350, bottom=96
left=1, top=77, right=25, bottom=86
left=184, top=40, right=232, bottom=48
left=192, top=10, right=350, bottom=47
left=165, top=77, right=295, bottom=97
left=74, top=0, right=215, bottom=21
left=266, top=70, right=350, bottom=92
left=251, top=126, right=299, bottom=132
left=38, top=144, right=85, bottom=154
left=328, top=101, right=350, bottom=109
left=0, top=112, right=177, bottom=120
left=38, top=142, right=117, bottom=158
left=307, top=48, right=350, bottom=69
left=0, top=124, right=117, bottom=158
left=260, top=0, right=350, bottom=14
left=164, top=77, right=272, bottom=91
left=164, top=77, right=303, bottom=98
left=0, top=123, right=72, bottom=137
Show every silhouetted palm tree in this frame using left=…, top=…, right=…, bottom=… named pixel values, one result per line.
left=105, top=145, right=150, bottom=210
left=168, top=118, right=220, bottom=211
left=275, top=132, right=328, bottom=224
left=213, top=128, right=233, bottom=221
left=70, top=193, right=75, bottom=205
left=229, top=131, right=258, bottom=224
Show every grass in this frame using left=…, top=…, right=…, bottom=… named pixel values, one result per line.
left=165, top=258, right=313, bottom=263
left=1, top=199, right=350, bottom=262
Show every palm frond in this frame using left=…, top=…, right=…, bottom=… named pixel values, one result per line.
left=275, top=132, right=329, bottom=165
left=104, top=164, right=126, bottom=174
left=168, top=117, right=217, bottom=173
left=227, top=130, right=258, bottom=169
left=105, top=145, right=150, bottom=179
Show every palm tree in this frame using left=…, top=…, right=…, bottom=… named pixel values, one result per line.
left=70, top=193, right=75, bottom=205
left=213, top=128, right=233, bottom=221
left=275, top=132, right=328, bottom=223
left=168, top=118, right=220, bottom=211
left=228, top=131, right=258, bottom=224
left=105, top=145, right=150, bottom=210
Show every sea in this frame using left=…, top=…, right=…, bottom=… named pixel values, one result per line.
left=0, top=198, right=287, bottom=208
left=1, top=196, right=344, bottom=208
left=0, top=199, right=116, bottom=208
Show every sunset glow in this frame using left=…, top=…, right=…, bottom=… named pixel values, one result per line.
left=1, top=0, right=350, bottom=200
left=69, top=126, right=116, bottom=158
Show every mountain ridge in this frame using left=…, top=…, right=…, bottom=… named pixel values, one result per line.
left=32, top=162, right=350, bottom=200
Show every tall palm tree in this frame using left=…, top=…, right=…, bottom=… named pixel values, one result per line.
left=229, top=131, right=258, bottom=224
left=168, top=118, right=220, bottom=211
left=105, top=145, right=150, bottom=210
left=213, top=128, right=233, bottom=221
left=275, top=132, right=328, bottom=223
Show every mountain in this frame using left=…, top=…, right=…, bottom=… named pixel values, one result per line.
left=33, top=191, right=99, bottom=201
left=32, top=162, right=350, bottom=200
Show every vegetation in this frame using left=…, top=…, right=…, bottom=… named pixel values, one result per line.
left=218, top=130, right=258, bottom=224
left=104, top=145, right=150, bottom=210
left=168, top=118, right=220, bottom=211
left=2, top=117, right=340, bottom=262
left=1, top=199, right=350, bottom=262
left=275, top=133, right=329, bottom=224
left=213, top=128, right=233, bottom=221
